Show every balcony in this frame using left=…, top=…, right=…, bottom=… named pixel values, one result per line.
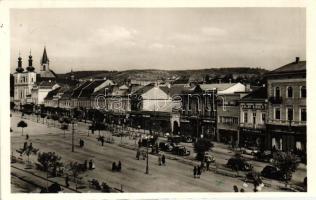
left=239, top=123, right=266, bottom=129
left=268, top=96, right=283, bottom=104
left=267, top=119, right=306, bottom=127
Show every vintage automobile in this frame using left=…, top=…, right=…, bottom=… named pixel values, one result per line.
left=159, top=142, right=173, bottom=152
left=241, top=146, right=259, bottom=156
left=167, top=135, right=182, bottom=144
left=172, top=145, right=190, bottom=156
left=254, top=150, right=273, bottom=162
left=226, top=157, right=253, bottom=171
left=261, top=165, right=292, bottom=181
left=180, top=136, right=193, bottom=143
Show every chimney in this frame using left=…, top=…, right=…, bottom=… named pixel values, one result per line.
left=295, top=57, right=300, bottom=63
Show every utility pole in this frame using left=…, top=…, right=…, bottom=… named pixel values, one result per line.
left=146, top=139, right=149, bottom=174
left=71, top=120, right=75, bottom=152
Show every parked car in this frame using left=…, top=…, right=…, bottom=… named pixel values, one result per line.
left=241, top=147, right=259, bottom=156
left=261, top=165, right=291, bottom=181
left=255, top=150, right=273, bottom=162
left=172, top=145, right=190, bottom=156
left=226, top=157, right=253, bottom=171
left=180, top=136, right=193, bottom=143
left=159, top=142, right=173, bottom=152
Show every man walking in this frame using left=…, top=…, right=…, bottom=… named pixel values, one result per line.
left=158, top=155, right=162, bottom=166
left=193, top=166, right=197, bottom=178
left=162, top=154, right=166, bottom=166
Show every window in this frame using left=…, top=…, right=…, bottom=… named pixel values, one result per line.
left=253, top=112, right=256, bottom=124
left=244, top=112, right=248, bottom=123
left=262, top=113, right=266, bottom=123
left=275, top=87, right=280, bottom=98
left=287, top=86, right=293, bottom=98
left=287, top=107, right=293, bottom=121
left=301, top=86, right=306, bottom=98
left=275, top=108, right=280, bottom=120
left=301, top=108, right=306, bottom=122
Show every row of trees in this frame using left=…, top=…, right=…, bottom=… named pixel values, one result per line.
left=193, top=138, right=299, bottom=185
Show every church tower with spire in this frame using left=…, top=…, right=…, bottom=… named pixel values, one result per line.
left=38, top=46, right=56, bottom=81
left=13, top=50, right=37, bottom=108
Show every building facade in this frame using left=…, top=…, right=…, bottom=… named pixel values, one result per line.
left=266, top=57, right=306, bottom=152
left=239, top=87, right=268, bottom=149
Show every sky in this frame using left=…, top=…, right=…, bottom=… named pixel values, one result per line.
left=10, top=8, right=306, bottom=74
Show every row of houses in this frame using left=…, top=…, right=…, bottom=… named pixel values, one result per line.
left=13, top=50, right=306, bottom=153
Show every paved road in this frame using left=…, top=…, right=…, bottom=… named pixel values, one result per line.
left=11, top=113, right=279, bottom=192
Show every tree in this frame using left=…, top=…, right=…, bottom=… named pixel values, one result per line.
left=272, top=151, right=299, bottom=185
left=67, top=161, right=82, bottom=190
left=61, top=123, right=69, bottom=138
left=193, top=138, right=214, bottom=163
left=37, top=152, right=63, bottom=177
left=17, top=120, right=27, bottom=136
left=16, top=142, right=39, bottom=163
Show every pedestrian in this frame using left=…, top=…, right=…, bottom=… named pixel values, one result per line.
left=26, top=134, right=29, bottom=140
left=206, top=160, right=210, bottom=171
left=136, top=149, right=140, bottom=160
left=193, top=166, right=197, bottom=178
left=117, top=161, right=122, bottom=172
left=65, top=174, right=69, bottom=187
left=91, top=160, right=95, bottom=169
left=197, top=166, right=201, bottom=178
left=112, top=162, right=117, bottom=171
left=29, top=142, right=33, bottom=149
left=162, top=154, right=166, bottom=165
left=89, top=159, right=93, bottom=170
left=82, top=139, right=85, bottom=147
left=101, top=137, right=104, bottom=146
left=23, top=142, right=27, bottom=150
left=79, top=139, right=82, bottom=147
left=158, top=155, right=162, bottom=166
left=84, top=160, right=88, bottom=171
left=233, top=185, right=239, bottom=192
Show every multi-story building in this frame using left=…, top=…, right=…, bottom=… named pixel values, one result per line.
left=266, top=57, right=306, bottom=152
left=215, top=83, right=248, bottom=146
left=179, top=84, right=217, bottom=140
left=239, top=87, right=267, bottom=149
left=129, top=84, right=173, bottom=133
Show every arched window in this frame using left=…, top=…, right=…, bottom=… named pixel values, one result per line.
left=275, top=87, right=280, bottom=98
left=301, top=86, right=306, bottom=98
left=287, top=86, right=293, bottom=98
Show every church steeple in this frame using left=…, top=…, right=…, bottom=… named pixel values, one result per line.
left=26, top=49, right=35, bottom=72
left=16, top=51, right=24, bottom=73
left=41, top=46, right=49, bottom=71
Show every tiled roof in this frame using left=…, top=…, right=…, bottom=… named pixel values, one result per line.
left=240, top=87, right=267, bottom=101
left=78, top=80, right=106, bottom=98
left=169, top=84, right=193, bottom=96
left=71, top=81, right=92, bottom=98
left=44, top=87, right=61, bottom=100
left=267, top=60, right=306, bottom=76
left=199, top=83, right=235, bottom=92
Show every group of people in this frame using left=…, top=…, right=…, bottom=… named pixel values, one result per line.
left=79, top=139, right=85, bottom=147
left=136, top=149, right=147, bottom=160
left=112, top=161, right=122, bottom=172
left=193, top=165, right=202, bottom=178
left=158, top=154, right=166, bottom=166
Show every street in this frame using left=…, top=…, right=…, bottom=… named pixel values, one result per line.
left=10, top=112, right=300, bottom=192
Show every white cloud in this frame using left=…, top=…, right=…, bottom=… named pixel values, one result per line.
left=201, top=27, right=227, bottom=37
left=91, top=26, right=138, bottom=44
